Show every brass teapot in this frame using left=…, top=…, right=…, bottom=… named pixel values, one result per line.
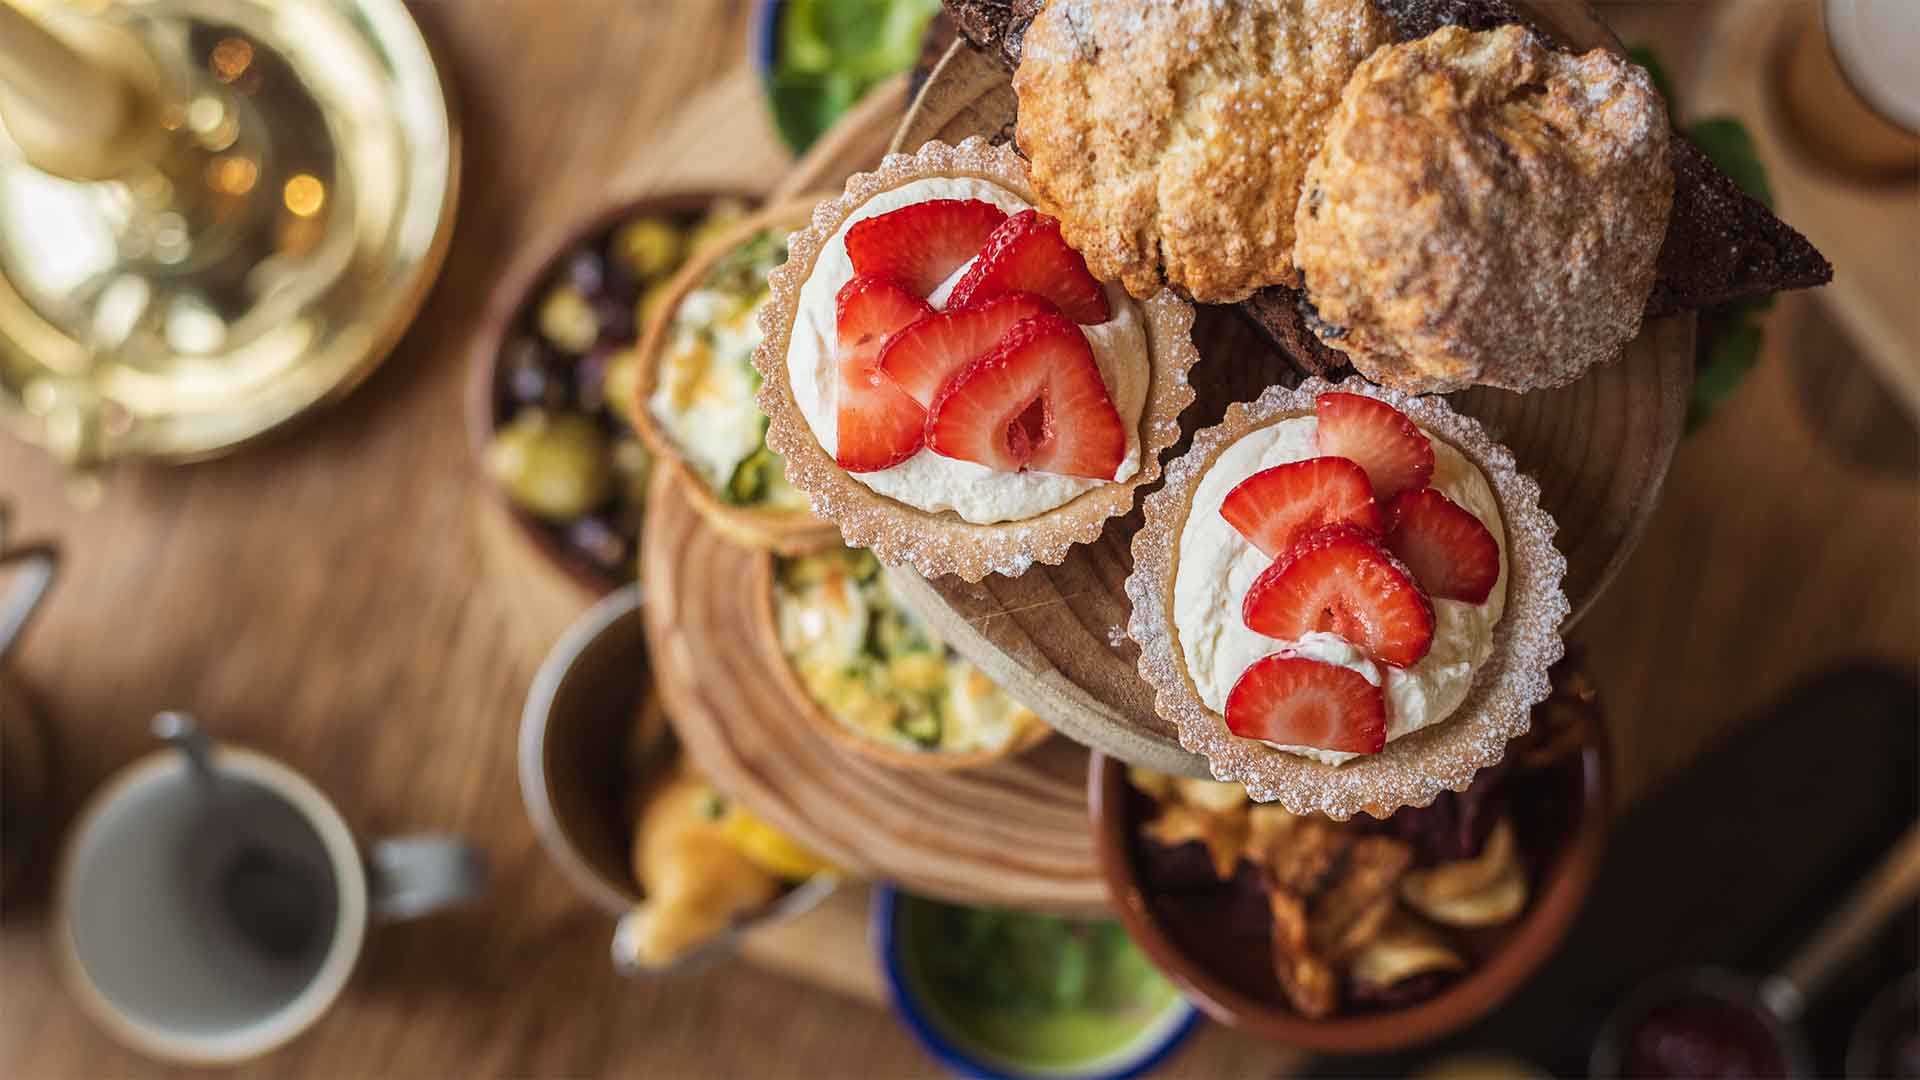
left=0, top=0, right=457, bottom=470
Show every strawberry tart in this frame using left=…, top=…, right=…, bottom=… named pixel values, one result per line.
left=1125, top=379, right=1569, bottom=818
left=752, top=138, right=1199, bottom=582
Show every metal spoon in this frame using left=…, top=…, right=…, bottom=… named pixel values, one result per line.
left=152, top=712, right=328, bottom=964
left=151, top=710, right=219, bottom=790
left=1592, top=821, right=1920, bottom=1077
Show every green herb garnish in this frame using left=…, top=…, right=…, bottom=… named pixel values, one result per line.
left=913, top=902, right=1163, bottom=1016
left=1630, top=44, right=1778, bottom=433
left=768, top=0, right=938, bottom=152
left=724, top=445, right=777, bottom=505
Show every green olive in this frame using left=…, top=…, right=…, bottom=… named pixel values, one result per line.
left=612, top=217, right=685, bottom=281
left=601, top=347, right=642, bottom=428
left=687, top=198, right=750, bottom=255
left=536, top=284, right=600, bottom=354
left=612, top=435, right=654, bottom=504
left=488, top=410, right=613, bottom=520
left=636, top=283, right=674, bottom=342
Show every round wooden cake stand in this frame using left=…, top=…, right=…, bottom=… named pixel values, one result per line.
left=641, top=468, right=1106, bottom=912
left=874, top=1, right=1696, bottom=777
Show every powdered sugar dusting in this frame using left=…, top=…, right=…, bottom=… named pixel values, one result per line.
left=752, top=138, right=1200, bottom=584
left=1125, top=377, right=1569, bottom=819
left=1293, top=25, right=1672, bottom=393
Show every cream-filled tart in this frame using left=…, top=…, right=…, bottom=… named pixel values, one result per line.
left=632, top=200, right=840, bottom=554
left=752, top=138, right=1198, bottom=582
left=1126, top=379, right=1569, bottom=819
left=762, top=545, right=1051, bottom=769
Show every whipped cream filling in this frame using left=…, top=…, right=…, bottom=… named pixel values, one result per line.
left=1172, top=416, right=1508, bottom=766
left=786, top=177, right=1150, bottom=524
left=648, top=288, right=767, bottom=493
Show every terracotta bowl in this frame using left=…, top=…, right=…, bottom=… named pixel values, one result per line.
left=627, top=198, right=841, bottom=555
left=1088, top=672, right=1610, bottom=1054
left=747, top=552, right=1055, bottom=772
left=465, top=190, right=758, bottom=595
left=516, top=585, right=834, bottom=969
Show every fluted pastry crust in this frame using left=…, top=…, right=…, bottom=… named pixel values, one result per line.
left=752, top=138, right=1199, bottom=583
left=1126, top=378, right=1570, bottom=819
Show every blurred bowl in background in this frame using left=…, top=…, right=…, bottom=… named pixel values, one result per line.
left=1848, top=972, right=1920, bottom=1078
left=751, top=0, right=784, bottom=79
left=870, top=884, right=1200, bottom=1080
left=750, top=0, right=940, bottom=153
left=626, top=197, right=841, bottom=554
left=517, top=584, right=834, bottom=971
left=748, top=552, right=1057, bottom=771
left=1088, top=687, right=1610, bottom=1054
left=1589, top=966, right=1812, bottom=1079
left=466, top=190, right=759, bottom=595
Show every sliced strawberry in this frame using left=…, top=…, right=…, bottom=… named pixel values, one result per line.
left=1314, top=392, right=1435, bottom=500
left=1225, top=653, right=1387, bottom=755
left=925, top=312, right=1126, bottom=479
left=1383, top=488, right=1501, bottom=604
left=947, top=210, right=1112, bottom=325
left=877, top=292, right=1056, bottom=408
left=1220, top=456, right=1386, bottom=559
left=844, top=199, right=1009, bottom=298
left=834, top=274, right=931, bottom=473
left=1243, top=524, right=1435, bottom=668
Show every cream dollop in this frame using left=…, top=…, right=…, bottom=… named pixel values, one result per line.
left=786, top=176, right=1150, bottom=524
left=1171, top=416, right=1508, bottom=765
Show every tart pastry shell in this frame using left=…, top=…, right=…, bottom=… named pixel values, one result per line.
left=1125, top=378, right=1570, bottom=819
left=752, top=138, right=1200, bottom=583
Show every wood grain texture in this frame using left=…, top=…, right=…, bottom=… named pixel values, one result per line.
left=883, top=7, right=1696, bottom=776
left=0, top=2, right=1908, bottom=1077
left=641, top=468, right=1106, bottom=912
left=0, top=6, right=1034, bottom=1078
left=1691, top=0, right=1920, bottom=418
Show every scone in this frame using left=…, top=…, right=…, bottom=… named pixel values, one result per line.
left=1126, top=379, right=1569, bottom=819
left=752, top=138, right=1198, bottom=582
left=1014, top=0, right=1393, bottom=303
left=1294, top=25, right=1673, bottom=393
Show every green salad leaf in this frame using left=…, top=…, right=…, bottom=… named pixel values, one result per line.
left=1687, top=313, right=1765, bottom=432
left=914, top=900, right=1164, bottom=1016
left=1629, top=44, right=1779, bottom=433
left=1627, top=45, right=1676, bottom=107
left=1688, top=117, right=1774, bottom=211
left=770, top=0, right=939, bottom=151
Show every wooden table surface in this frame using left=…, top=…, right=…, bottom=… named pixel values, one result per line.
left=1, top=2, right=1913, bottom=1077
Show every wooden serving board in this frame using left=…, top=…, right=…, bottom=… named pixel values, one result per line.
left=878, top=4, right=1697, bottom=778
left=641, top=467, right=1106, bottom=912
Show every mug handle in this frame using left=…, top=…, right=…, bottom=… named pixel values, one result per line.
left=0, top=542, right=57, bottom=662
left=367, top=834, right=487, bottom=922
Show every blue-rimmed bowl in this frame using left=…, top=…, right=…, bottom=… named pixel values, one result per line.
left=750, top=0, right=784, bottom=79
left=871, top=886, right=1201, bottom=1080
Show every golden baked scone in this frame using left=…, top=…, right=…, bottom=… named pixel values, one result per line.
left=1293, top=25, right=1673, bottom=393
left=1013, top=0, right=1392, bottom=304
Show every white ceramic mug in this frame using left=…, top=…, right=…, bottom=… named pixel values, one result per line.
left=54, top=744, right=485, bottom=1065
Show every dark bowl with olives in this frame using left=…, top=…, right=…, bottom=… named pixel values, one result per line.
left=468, top=192, right=763, bottom=593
